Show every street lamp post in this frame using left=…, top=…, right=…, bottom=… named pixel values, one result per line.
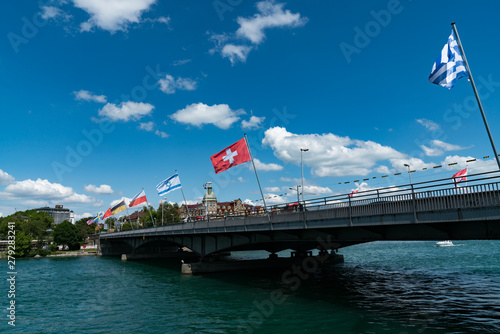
left=289, top=186, right=301, bottom=203
left=404, top=163, right=412, bottom=185
left=300, top=148, right=309, bottom=204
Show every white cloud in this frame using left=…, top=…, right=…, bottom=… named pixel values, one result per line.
left=172, top=59, right=192, bottom=66
left=242, top=115, right=265, bottom=130
left=252, top=158, right=283, bottom=171
left=262, top=127, right=406, bottom=177
left=221, top=44, right=253, bottom=65
left=389, top=157, right=435, bottom=172
left=98, top=101, right=154, bottom=122
left=421, top=140, right=470, bottom=157
left=303, top=185, right=333, bottom=196
left=154, top=130, right=168, bottom=138
left=41, top=6, right=71, bottom=20
left=236, top=0, right=308, bottom=44
left=416, top=118, right=440, bottom=131
left=263, top=193, right=287, bottom=205
left=73, top=0, right=157, bottom=33
left=137, top=122, right=168, bottom=138
left=170, top=102, right=245, bottom=129
left=74, top=212, right=93, bottom=221
left=138, top=121, right=155, bottom=132
left=209, top=1, right=306, bottom=64
left=441, top=155, right=496, bottom=174
left=158, top=75, right=198, bottom=94
left=0, top=169, right=15, bottom=185
left=74, top=90, right=107, bottom=103
left=421, top=145, right=444, bottom=157
left=264, top=186, right=281, bottom=192
left=84, top=184, right=114, bottom=195
left=1, top=178, right=97, bottom=205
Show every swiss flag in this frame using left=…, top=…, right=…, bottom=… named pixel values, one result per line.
left=452, top=168, right=467, bottom=184
left=211, top=138, right=251, bottom=174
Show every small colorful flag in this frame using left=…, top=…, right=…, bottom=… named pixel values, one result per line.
left=350, top=190, right=358, bottom=198
left=452, top=168, right=467, bottom=184
left=129, top=190, right=147, bottom=208
left=428, top=30, right=468, bottom=89
left=156, top=174, right=182, bottom=197
left=210, top=138, right=251, bottom=174
left=102, top=200, right=127, bottom=219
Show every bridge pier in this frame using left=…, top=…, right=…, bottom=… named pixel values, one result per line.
left=181, top=251, right=344, bottom=275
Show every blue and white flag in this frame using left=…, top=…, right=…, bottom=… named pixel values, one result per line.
left=428, top=30, right=468, bottom=89
left=156, top=173, right=182, bottom=197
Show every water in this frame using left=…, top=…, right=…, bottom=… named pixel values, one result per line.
left=1, top=241, right=499, bottom=333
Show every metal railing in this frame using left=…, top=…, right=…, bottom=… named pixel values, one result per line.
left=101, top=170, right=500, bottom=238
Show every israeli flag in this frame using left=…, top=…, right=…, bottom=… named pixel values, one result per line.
left=156, top=173, right=182, bottom=196
left=428, top=30, right=468, bottom=89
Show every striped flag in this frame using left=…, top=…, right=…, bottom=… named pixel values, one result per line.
left=156, top=173, right=182, bottom=197
left=102, top=200, right=127, bottom=219
left=452, top=168, right=467, bottom=184
left=129, top=189, right=147, bottom=208
left=428, top=30, right=468, bottom=89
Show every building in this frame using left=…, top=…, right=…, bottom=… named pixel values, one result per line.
left=179, top=182, right=264, bottom=220
left=35, top=205, right=74, bottom=225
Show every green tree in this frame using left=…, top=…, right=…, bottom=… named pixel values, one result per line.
left=105, top=217, right=116, bottom=229
left=157, top=202, right=181, bottom=225
left=52, top=221, right=82, bottom=250
left=121, top=222, right=132, bottom=231
left=14, top=231, right=32, bottom=258
left=74, top=217, right=96, bottom=239
left=139, top=206, right=157, bottom=228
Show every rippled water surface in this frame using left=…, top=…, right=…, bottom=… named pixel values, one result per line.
left=1, top=241, right=499, bottom=333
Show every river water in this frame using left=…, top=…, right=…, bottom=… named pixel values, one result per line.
left=1, top=241, right=499, bottom=333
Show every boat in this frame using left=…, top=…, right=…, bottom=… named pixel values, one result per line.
left=436, top=240, right=454, bottom=247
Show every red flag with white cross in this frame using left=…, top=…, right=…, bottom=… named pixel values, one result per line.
left=210, top=138, right=251, bottom=174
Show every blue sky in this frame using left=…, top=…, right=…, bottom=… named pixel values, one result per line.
left=1, top=0, right=500, bottom=220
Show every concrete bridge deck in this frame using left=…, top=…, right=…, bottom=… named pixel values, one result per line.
left=99, top=171, right=500, bottom=262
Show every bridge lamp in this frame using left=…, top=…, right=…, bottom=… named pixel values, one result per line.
left=404, top=163, right=412, bottom=185
left=289, top=186, right=301, bottom=203
left=300, top=148, right=309, bottom=203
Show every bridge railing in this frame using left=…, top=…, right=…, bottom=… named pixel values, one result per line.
left=102, top=170, right=500, bottom=237
left=297, top=170, right=500, bottom=221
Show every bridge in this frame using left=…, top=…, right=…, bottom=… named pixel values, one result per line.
left=98, top=170, right=500, bottom=273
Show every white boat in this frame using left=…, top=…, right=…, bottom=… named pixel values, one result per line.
left=436, top=240, right=454, bottom=247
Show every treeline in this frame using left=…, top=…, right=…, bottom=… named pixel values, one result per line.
left=0, top=203, right=182, bottom=257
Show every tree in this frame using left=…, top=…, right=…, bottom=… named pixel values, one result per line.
left=157, top=202, right=181, bottom=225
left=139, top=206, right=157, bottom=228
left=74, top=217, right=96, bottom=239
left=52, top=221, right=82, bottom=250
left=14, top=231, right=32, bottom=258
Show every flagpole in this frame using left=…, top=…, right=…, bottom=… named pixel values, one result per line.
left=451, top=22, right=500, bottom=170
left=176, top=170, right=192, bottom=222
left=244, top=134, right=269, bottom=218
left=124, top=204, right=134, bottom=230
left=143, top=188, right=156, bottom=228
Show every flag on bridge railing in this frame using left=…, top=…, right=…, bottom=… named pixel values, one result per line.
left=452, top=168, right=467, bottom=184
left=428, top=30, right=468, bottom=89
left=157, top=173, right=181, bottom=196
left=129, top=189, right=147, bottom=208
left=210, top=138, right=251, bottom=174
